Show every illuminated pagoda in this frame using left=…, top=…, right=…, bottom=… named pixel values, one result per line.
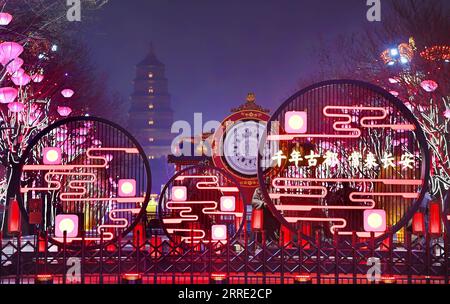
left=128, top=43, right=174, bottom=193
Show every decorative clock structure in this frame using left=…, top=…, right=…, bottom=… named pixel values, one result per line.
left=15, top=116, right=152, bottom=249
left=257, top=80, right=430, bottom=244
left=212, top=93, right=270, bottom=188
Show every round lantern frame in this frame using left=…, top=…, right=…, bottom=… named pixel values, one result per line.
left=15, top=116, right=152, bottom=249
left=158, top=165, right=246, bottom=247
left=257, top=79, right=430, bottom=246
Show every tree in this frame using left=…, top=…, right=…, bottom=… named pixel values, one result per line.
left=0, top=0, right=109, bottom=234
left=303, top=0, right=450, bottom=199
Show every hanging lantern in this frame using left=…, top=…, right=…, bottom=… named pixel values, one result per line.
left=444, top=109, right=450, bottom=119
left=0, top=12, right=13, bottom=26
left=0, top=41, right=23, bottom=65
left=420, top=80, right=438, bottom=92
left=0, top=87, right=18, bottom=103
left=133, top=222, right=146, bottom=248
left=429, top=201, right=442, bottom=236
left=31, top=74, right=44, bottom=83
left=11, top=68, right=24, bottom=78
left=8, top=101, right=24, bottom=112
left=412, top=212, right=425, bottom=235
left=61, top=88, right=74, bottom=98
left=251, top=209, right=264, bottom=231
left=57, top=106, right=72, bottom=117
left=11, top=73, right=31, bottom=86
left=8, top=198, right=21, bottom=235
left=388, top=78, right=399, bottom=84
left=389, top=90, right=399, bottom=97
left=6, top=57, right=23, bottom=74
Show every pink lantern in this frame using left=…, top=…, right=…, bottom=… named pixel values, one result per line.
left=389, top=90, right=399, bottom=97
left=57, top=106, right=72, bottom=117
left=31, top=74, right=44, bottom=83
left=420, top=80, right=438, bottom=92
left=0, top=13, right=13, bottom=26
left=285, top=111, right=308, bottom=134
left=388, top=77, right=399, bottom=84
left=444, top=109, right=450, bottom=119
left=0, top=87, right=18, bottom=103
left=0, top=42, right=23, bottom=65
left=6, top=57, right=23, bottom=74
left=8, top=102, right=24, bottom=113
left=11, top=68, right=24, bottom=78
left=92, top=139, right=102, bottom=146
left=43, top=147, right=62, bottom=165
left=61, top=89, right=74, bottom=98
left=11, top=73, right=31, bottom=86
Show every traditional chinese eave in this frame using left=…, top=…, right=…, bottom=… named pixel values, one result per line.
left=231, top=92, right=270, bottom=113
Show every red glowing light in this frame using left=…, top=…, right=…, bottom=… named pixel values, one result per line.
left=429, top=202, right=442, bottom=236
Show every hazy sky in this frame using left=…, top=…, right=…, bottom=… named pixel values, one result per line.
left=80, top=0, right=391, bottom=123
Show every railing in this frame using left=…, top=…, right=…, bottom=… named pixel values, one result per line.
left=0, top=229, right=448, bottom=284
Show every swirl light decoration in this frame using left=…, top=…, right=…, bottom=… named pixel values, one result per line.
left=14, top=116, right=152, bottom=249
left=159, top=165, right=245, bottom=247
left=257, top=80, right=430, bottom=245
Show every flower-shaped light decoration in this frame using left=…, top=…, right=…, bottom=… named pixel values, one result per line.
left=380, top=42, right=414, bottom=66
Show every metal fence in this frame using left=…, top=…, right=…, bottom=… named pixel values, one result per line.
left=1, top=228, right=448, bottom=284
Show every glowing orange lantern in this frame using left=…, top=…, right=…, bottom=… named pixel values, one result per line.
left=429, top=202, right=442, bottom=236
left=7, top=198, right=21, bottom=235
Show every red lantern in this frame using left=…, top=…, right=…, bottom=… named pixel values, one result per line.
left=412, top=212, right=425, bottom=235
left=429, top=202, right=442, bottom=236
left=7, top=198, right=21, bottom=235
left=38, top=235, right=46, bottom=253
left=133, top=222, right=146, bottom=248
left=28, top=199, right=42, bottom=225
left=280, top=225, right=292, bottom=248
left=251, top=209, right=264, bottom=231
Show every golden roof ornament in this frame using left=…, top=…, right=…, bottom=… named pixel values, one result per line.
left=231, top=92, right=270, bottom=113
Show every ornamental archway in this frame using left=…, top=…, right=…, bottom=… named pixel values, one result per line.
left=257, top=79, right=430, bottom=244
left=15, top=116, right=152, bottom=249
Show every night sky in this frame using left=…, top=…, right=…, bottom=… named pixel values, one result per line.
left=81, top=0, right=382, bottom=124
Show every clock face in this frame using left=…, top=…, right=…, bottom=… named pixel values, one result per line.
left=223, top=120, right=266, bottom=176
